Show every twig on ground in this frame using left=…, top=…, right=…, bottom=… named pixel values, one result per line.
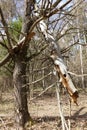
left=0, top=117, right=8, bottom=130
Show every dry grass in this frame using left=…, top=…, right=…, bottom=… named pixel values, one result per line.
left=0, top=90, right=87, bottom=130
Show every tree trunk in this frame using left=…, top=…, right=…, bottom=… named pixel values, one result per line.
left=13, top=50, right=31, bottom=127
left=13, top=0, right=35, bottom=128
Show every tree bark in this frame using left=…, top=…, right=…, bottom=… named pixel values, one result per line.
left=13, top=0, right=35, bottom=128
left=13, top=50, right=31, bottom=127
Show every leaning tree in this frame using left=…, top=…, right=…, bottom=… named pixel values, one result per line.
left=0, top=0, right=79, bottom=128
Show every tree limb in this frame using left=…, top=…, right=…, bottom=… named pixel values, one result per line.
left=13, top=0, right=73, bottom=51
left=28, top=72, right=52, bottom=85
left=0, top=41, right=8, bottom=50
left=61, top=40, right=79, bottom=54
left=30, top=82, right=57, bottom=101
left=52, top=0, right=61, bottom=8
left=26, top=44, right=48, bottom=61
left=0, top=6, right=12, bottom=50
left=0, top=53, right=11, bottom=67
left=68, top=71, right=87, bottom=77
left=47, top=0, right=72, bottom=17
left=61, top=41, right=87, bottom=54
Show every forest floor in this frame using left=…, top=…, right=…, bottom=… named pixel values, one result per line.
left=0, top=89, right=87, bottom=130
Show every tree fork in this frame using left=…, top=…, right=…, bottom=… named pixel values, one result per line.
left=13, top=0, right=35, bottom=128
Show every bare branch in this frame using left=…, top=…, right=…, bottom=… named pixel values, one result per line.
left=59, top=0, right=72, bottom=10
left=15, top=0, right=73, bottom=49
left=0, top=41, right=8, bottom=50
left=26, top=44, right=48, bottom=61
left=0, top=31, right=18, bottom=45
left=0, top=53, right=11, bottom=67
left=61, top=41, right=87, bottom=54
left=0, top=6, right=12, bottom=50
left=47, top=0, right=72, bottom=17
left=0, top=117, right=7, bottom=130
left=52, top=0, right=61, bottom=8
left=24, top=72, right=52, bottom=86
left=68, top=71, right=87, bottom=77
left=61, top=40, right=79, bottom=54
left=30, top=82, right=57, bottom=101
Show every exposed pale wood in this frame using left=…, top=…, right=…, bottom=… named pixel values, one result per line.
left=56, top=84, right=69, bottom=130
left=34, top=3, right=79, bottom=104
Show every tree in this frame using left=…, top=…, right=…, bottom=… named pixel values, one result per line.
left=0, top=0, right=81, bottom=129
left=0, top=0, right=35, bottom=128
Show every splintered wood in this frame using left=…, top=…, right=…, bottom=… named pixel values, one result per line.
left=34, top=4, right=79, bottom=105
left=51, top=52, right=79, bottom=105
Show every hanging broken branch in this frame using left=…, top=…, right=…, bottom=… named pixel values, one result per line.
left=33, top=2, right=79, bottom=105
